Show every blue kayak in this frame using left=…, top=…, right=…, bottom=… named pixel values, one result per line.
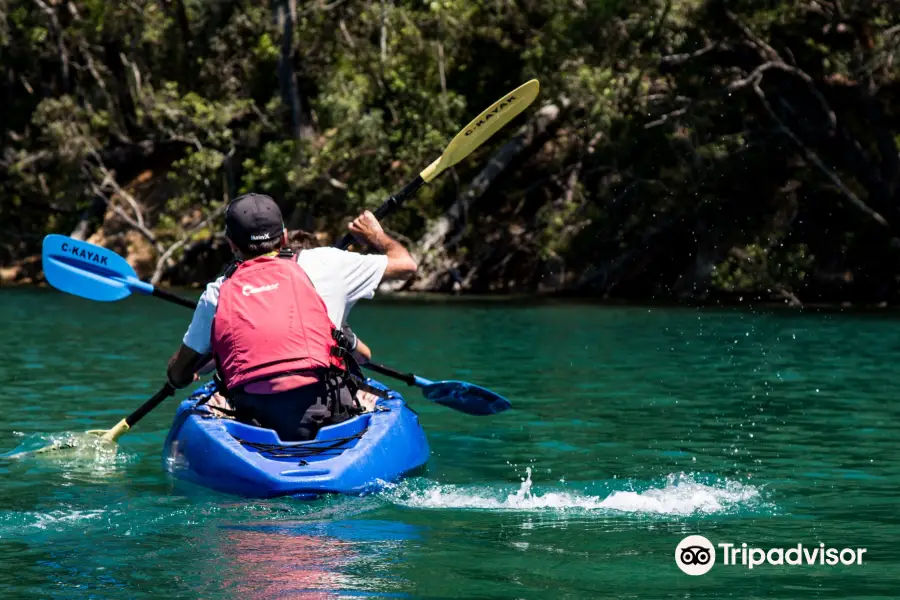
left=162, top=379, right=430, bottom=498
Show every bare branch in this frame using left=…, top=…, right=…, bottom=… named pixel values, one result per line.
left=88, top=150, right=147, bottom=230
left=725, top=9, right=781, bottom=61
left=150, top=204, right=227, bottom=285
left=380, top=0, right=389, bottom=65
left=162, top=132, right=204, bottom=151
left=327, top=176, right=348, bottom=190
left=10, top=150, right=51, bottom=172
left=728, top=61, right=836, bottom=130
left=752, top=80, right=889, bottom=229
left=301, top=0, right=349, bottom=13
left=437, top=41, right=447, bottom=99
left=644, top=107, right=688, bottom=129
left=91, top=179, right=160, bottom=247
left=338, top=19, right=356, bottom=48
left=33, top=0, right=70, bottom=91
left=120, top=52, right=144, bottom=104
left=84, top=151, right=168, bottom=256
left=19, top=76, right=34, bottom=95
left=661, top=43, right=716, bottom=66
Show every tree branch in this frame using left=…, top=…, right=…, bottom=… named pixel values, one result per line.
left=150, top=204, right=227, bottom=285
left=728, top=61, right=836, bottom=130
left=752, top=80, right=889, bottom=229
left=644, top=107, right=688, bottom=129
left=380, top=0, right=389, bottom=65
left=33, top=0, right=70, bottom=92
left=338, top=19, right=356, bottom=48
left=85, top=151, right=167, bottom=254
left=724, top=9, right=781, bottom=61
left=661, top=42, right=717, bottom=66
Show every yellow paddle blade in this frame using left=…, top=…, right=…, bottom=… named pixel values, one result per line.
left=419, top=79, right=540, bottom=183
left=98, top=419, right=131, bottom=443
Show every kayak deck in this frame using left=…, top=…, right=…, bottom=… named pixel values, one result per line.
left=162, top=380, right=430, bottom=498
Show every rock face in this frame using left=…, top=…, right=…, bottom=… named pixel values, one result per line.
left=0, top=256, right=43, bottom=286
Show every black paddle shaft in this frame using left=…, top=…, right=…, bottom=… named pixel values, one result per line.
left=153, top=287, right=198, bottom=310
left=363, top=361, right=417, bottom=386
left=335, top=175, right=425, bottom=250
left=126, top=383, right=176, bottom=427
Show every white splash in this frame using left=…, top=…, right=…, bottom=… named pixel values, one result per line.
left=385, top=470, right=764, bottom=517
left=1, top=431, right=129, bottom=467
left=598, top=474, right=760, bottom=515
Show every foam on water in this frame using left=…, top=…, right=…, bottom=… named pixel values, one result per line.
left=0, top=508, right=115, bottom=533
left=2, top=431, right=123, bottom=461
left=383, top=469, right=766, bottom=517
left=0, top=431, right=136, bottom=486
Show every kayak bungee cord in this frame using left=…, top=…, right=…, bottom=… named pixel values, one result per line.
left=233, top=431, right=367, bottom=463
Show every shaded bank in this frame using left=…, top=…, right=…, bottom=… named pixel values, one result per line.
left=2, top=0, right=899, bottom=306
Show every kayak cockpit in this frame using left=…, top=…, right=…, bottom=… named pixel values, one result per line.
left=221, top=413, right=372, bottom=465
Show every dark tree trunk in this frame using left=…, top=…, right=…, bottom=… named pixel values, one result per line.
left=103, top=38, right=140, bottom=139
left=273, top=0, right=315, bottom=140
left=161, top=0, right=193, bottom=79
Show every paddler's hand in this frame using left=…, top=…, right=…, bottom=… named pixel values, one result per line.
left=348, top=210, right=417, bottom=280
left=349, top=210, right=389, bottom=250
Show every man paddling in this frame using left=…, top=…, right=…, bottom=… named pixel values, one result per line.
left=165, top=193, right=417, bottom=440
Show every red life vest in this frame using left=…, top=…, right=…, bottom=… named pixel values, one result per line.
left=211, top=254, right=340, bottom=391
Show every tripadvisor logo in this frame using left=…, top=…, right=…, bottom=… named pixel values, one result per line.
left=675, top=535, right=716, bottom=575
left=675, top=535, right=867, bottom=575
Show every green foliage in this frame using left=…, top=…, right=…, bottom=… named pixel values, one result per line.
left=1, top=0, right=899, bottom=299
left=712, top=242, right=814, bottom=292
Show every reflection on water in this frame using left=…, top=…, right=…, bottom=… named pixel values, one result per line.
left=218, top=528, right=353, bottom=599
left=215, top=520, right=420, bottom=599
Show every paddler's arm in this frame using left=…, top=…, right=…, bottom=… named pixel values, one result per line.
left=166, top=344, right=204, bottom=389
left=354, top=338, right=372, bottom=364
left=169, top=277, right=220, bottom=388
left=341, top=325, right=372, bottom=364
left=348, top=210, right=417, bottom=280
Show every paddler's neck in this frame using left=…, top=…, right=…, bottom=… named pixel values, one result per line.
left=234, top=249, right=280, bottom=261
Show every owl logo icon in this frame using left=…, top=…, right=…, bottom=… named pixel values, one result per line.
left=675, top=535, right=716, bottom=575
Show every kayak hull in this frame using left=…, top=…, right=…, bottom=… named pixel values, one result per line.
left=162, top=380, right=429, bottom=498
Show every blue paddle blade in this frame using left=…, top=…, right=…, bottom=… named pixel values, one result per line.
left=42, top=234, right=153, bottom=301
left=421, top=380, right=512, bottom=416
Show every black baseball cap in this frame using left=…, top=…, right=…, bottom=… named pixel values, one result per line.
left=224, top=193, right=284, bottom=249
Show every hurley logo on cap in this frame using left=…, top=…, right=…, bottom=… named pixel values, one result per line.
left=225, top=193, right=284, bottom=248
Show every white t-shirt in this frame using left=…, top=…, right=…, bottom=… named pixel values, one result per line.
left=182, top=247, right=388, bottom=354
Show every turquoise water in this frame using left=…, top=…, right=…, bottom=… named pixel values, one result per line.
left=1, top=288, right=898, bottom=598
